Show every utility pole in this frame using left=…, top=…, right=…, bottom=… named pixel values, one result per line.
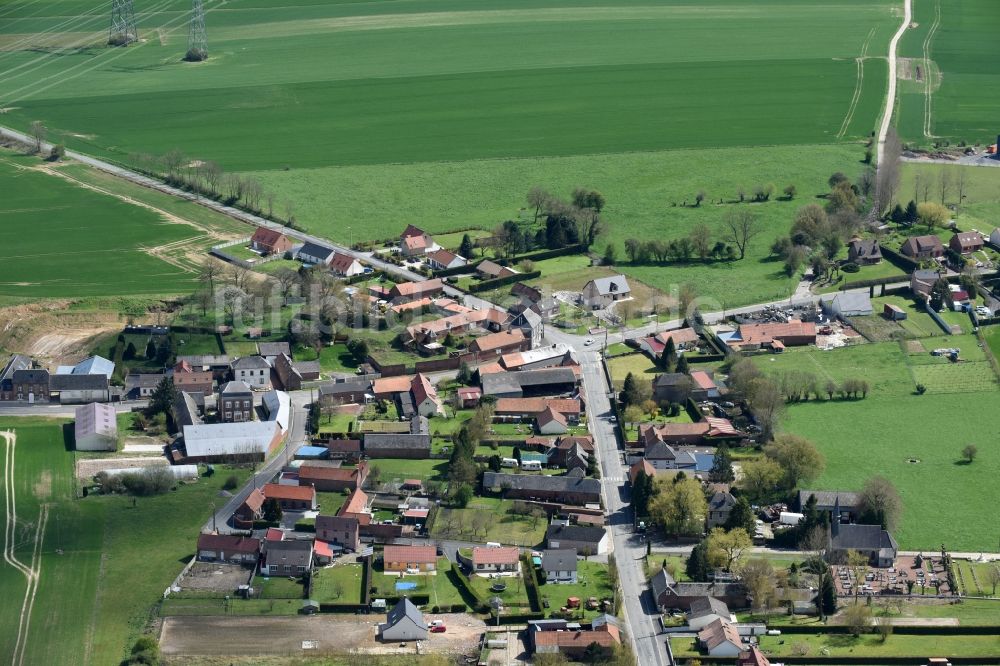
left=185, top=0, right=208, bottom=61
left=108, top=0, right=137, bottom=46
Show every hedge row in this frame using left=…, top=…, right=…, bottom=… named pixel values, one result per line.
left=434, top=260, right=482, bottom=278
left=839, top=274, right=911, bottom=291
left=774, top=623, right=1000, bottom=636
left=468, top=270, right=542, bottom=293
left=879, top=245, right=920, bottom=272
left=448, top=563, right=487, bottom=612
left=494, top=611, right=545, bottom=624
left=510, top=244, right=587, bottom=263
left=521, top=555, right=542, bottom=612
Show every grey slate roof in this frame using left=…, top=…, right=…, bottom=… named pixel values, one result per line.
left=298, top=241, right=335, bottom=261
left=173, top=391, right=203, bottom=427
left=689, top=596, right=731, bottom=620
left=1, top=355, right=31, bottom=386
left=383, top=597, right=427, bottom=630
left=363, top=433, right=431, bottom=450
left=125, top=373, right=164, bottom=390
left=483, top=472, right=600, bottom=497
left=318, top=378, right=372, bottom=396
left=264, top=539, right=313, bottom=568
left=797, top=490, right=860, bottom=511
left=546, top=524, right=606, bottom=546
left=232, top=356, right=270, bottom=370
left=708, top=491, right=737, bottom=513
left=50, top=374, right=107, bottom=390
left=588, top=275, right=630, bottom=296
left=257, top=342, right=291, bottom=357
left=831, top=524, right=898, bottom=552
left=176, top=354, right=232, bottom=367
left=220, top=380, right=252, bottom=396
left=481, top=367, right=577, bottom=396
left=12, top=369, right=49, bottom=384
left=644, top=441, right=698, bottom=466
left=540, top=549, right=578, bottom=573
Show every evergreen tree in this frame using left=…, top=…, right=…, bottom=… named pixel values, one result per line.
left=675, top=354, right=690, bottom=375
left=621, top=372, right=641, bottom=407
left=889, top=203, right=905, bottom=223
left=819, top=571, right=838, bottom=616
left=724, top=496, right=755, bottom=534
left=904, top=200, right=919, bottom=225
left=458, top=233, right=476, bottom=259
left=147, top=377, right=176, bottom=417
left=660, top=338, right=676, bottom=371
left=488, top=455, right=502, bottom=472
left=144, top=339, right=156, bottom=360
left=156, top=337, right=173, bottom=365
left=456, top=362, right=473, bottom=385
left=685, top=540, right=710, bottom=581
left=632, top=471, right=655, bottom=516
left=124, top=342, right=137, bottom=360
left=263, top=498, right=283, bottom=523
left=709, top=443, right=735, bottom=483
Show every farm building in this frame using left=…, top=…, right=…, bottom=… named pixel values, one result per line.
left=337, top=488, right=372, bottom=525
left=262, top=389, right=290, bottom=432
left=173, top=391, right=203, bottom=428
left=250, top=227, right=294, bottom=256
left=528, top=616, right=620, bottom=659
left=196, top=533, right=260, bottom=565
left=56, top=355, right=115, bottom=379
left=536, top=405, right=569, bottom=435
left=0, top=355, right=32, bottom=401
left=582, top=275, right=631, bottom=310
left=298, top=461, right=367, bottom=492
left=720, top=320, right=816, bottom=352
left=482, top=472, right=601, bottom=505
left=468, top=329, right=529, bottom=357
left=319, top=377, right=372, bottom=406
left=797, top=490, right=861, bottom=522
left=74, top=402, right=118, bottom=451
left=378, top=598, right=428, bottom=642
left=256, top=341, right=290, bottom=362
left=822, top=291, right=873, bottom=317
left=49, top=374, right=110, bottom=404
left=649, top=568, right=748, bottom=611
left=263, top=483, right=317, bottom=511
left=494, top=397, right=581, bottom=422
left=501, top=343, right=576, bottom=372
left=173, top=360, right=214, bottom=395
left=182, top=421, right=283, bottom=461
left=454, top=386, right=481, bottom=408
left=482, top=367, right=578, bottom=398
left=7, top=368, right=50, bottom=403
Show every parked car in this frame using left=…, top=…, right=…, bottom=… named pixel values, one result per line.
left=430, top=625, right=447, bottom=633
left=583, top=338, right=595, bottom=346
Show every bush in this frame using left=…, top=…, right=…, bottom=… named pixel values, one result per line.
left=841, top=262, right=860, bottom=273
left=222, top=474, right=239, bottom=491
left=450, top=603, right=467, bottom=613
left=126, top=635, right=161, bottom=665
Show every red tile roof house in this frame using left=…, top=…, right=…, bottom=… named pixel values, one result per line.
left=338, top=487, right=372, bottom=525
left=315, top=514, right=360, bottom=553
left=950, top=231, right=984, bottom=255
left=172, top=360, right=214, bottom=395
left=263, top=483, right=317, bottom=511
left=638, top=418, right=740, bottom=447
left=297, top=461, right=368, bottom=492
left=384, top=545, right=438, bottom=574
left=638, top=327, right=700, bottom=358
left=329, top=252, right=365, bottom=277
left=469, top=329, right=530, bottom=358
left=389, top=278, right=445, bottom=304
left=196, top=533, right=260, bottom=565
left=250, top=227, right=294, bottom=256
left=536, top=405, right=569, bottom=435
left=727, top=320, right=816, bottom=352
left=900, top=234, right=945, bottom=260
left=494, top=398, right=582, bottom=423
left=529, top=617, right=621, bottom=659
left=399, top=225, right=438, bottom=257
left=471, top=546, right=521, bottom=576
left=410, top=373, right=443, bottom=417
left=233, top=488, right=266, bottom=528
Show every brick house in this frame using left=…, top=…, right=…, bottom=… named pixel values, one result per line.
left=950, top=231, right=984, bottom=255
left=234, top=488, right=265, bottom=528
left=262, top=483, right=317, bottom=511
left=219, top=380, right=253, bottom=423
left=173, top=360, right=213, bottom=395
left=232, top=356, right=272, bottom=390
left=482, top=472, right=600, bottom=506
left=9, top=369, right=50, bottom=403
left=250, top=227, right=294, bottom=256
left=383, top=545, right=438, bottom=574
left=297, top=461, right=368, bottom=492
left=315, top=515, right=360, bottom=552
left=901, top=235, right=945, bottom=260
left=196, top=533, right=260, bottom=565
left=471, top=546, right=520, bottom=575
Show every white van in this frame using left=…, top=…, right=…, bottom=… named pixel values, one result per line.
left=500, top=458, right=519, bottom=468
left=520, top=460, right=542, bottom=471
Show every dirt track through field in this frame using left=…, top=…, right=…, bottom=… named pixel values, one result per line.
left=1, top=430, right=47, bottom=666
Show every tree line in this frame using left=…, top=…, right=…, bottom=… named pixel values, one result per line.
left=485, top=186, right=606, bottom=259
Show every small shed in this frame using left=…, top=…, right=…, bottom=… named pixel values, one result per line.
left=883, top=303, right=907, bottom=321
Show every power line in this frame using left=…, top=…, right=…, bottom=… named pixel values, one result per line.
left=108, top=0, right=137, bottom=47
left=185, top=0, right=208, bottom=62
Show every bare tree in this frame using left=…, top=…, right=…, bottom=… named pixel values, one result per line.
left=988, top=565, right=1000, bottom=596
left=938, top=169, right=952, bottom=206
left=956, top=169, right=967, bottom=207
left=874, top=129, right=901, bottom=216
left=28, top=120, right=46, bottom=153
left=921, top=175, right=932, bottom=203
left=229, top=263, right=250, bottom=291
left=272, top=267, right=299, bottom=302
left=203, top=160, right=223, bottom=194
left=722, top=209, right=762, bottom=260
left=913, top=173, right=922, bottom=203
left=265, top=191, right=276, bottom=218
left=199, top=258, right=225, bottom=292
left=526, top=186, right=551, bottom=223
left=689, top=224, right=712, bottom=260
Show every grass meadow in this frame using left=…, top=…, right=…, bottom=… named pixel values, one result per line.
left=0, top=0, right=897, bottom=306
left=754, top=336, right=1000, bottom=551
left=0, top=417, right=251, bottom=665
left=900, top=162, right=1000, bottom=235
left=895, top=0, right=1000, bottom=146
left=0, top=152, right=215, bottom=297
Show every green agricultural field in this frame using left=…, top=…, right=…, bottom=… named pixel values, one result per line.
left=894, top=0, right=1000, bottom=146
left=0, top=416, right=251, bottom=665
left=0, top=0, right=898, bottom=304
left=0, top=153, right=211, bottom=297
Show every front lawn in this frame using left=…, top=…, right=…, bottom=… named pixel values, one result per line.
left=253, top=575, right=305, bottom=599
left=607, top=352, right=658, bottom=388
left=370, top=558, right=467, bottom=609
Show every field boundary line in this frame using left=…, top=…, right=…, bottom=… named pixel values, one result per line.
left=837, top=27, right=875, bottom=138
left=922, top=0, right=941, bottom=138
